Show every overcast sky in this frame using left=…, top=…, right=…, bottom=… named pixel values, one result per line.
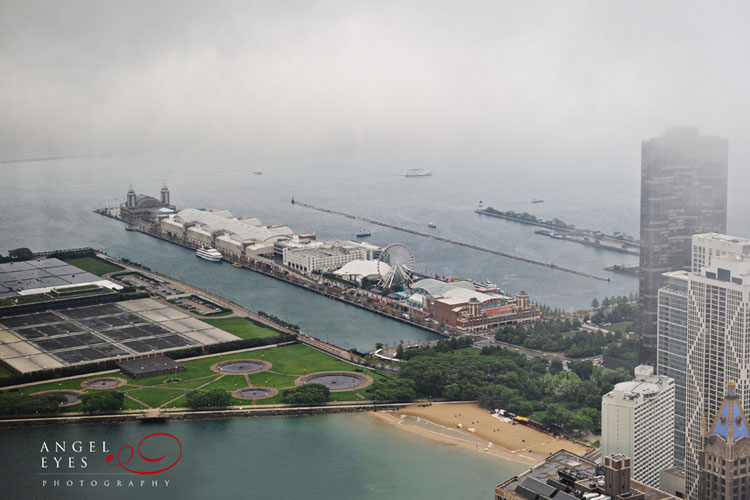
left=1, top=0, right=749, bottom=177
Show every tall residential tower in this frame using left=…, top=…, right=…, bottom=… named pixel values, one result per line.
left=639, top=127, right=728, bottom=365
left=684, top=254, right=750, bottom=499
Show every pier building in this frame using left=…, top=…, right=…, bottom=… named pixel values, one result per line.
left=409, top=279, right=539, bottom=332
left=281, top=241, right=378, bottom=274
left=120, top=181, right=175, bottom=219
left=159, top=208, right=297, bottom=259
left=333, top=260, right=390, bottom=284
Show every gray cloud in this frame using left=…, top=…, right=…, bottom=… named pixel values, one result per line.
left=1, top=0, right=749, bottom=183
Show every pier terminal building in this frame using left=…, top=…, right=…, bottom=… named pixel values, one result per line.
left=160, top=208, right=297, bottom=259
left=408, top=279, right=540, bottom=332
left=281, top=241, right=379, bottom=274
left=120, top=181, right=176, bottom=219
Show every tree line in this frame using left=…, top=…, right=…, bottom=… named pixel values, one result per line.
left=392, top=345, right=631, bottom=436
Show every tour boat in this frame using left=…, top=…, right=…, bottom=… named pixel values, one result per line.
left=403, top=168, right=431, bottom=177
left=253, top=170, right=263, bottom=175
left=356, top=229, right=372, bottom=238
left=196, top=247, right=223, bottom=262
left=427, top=222, right=437, bottom=228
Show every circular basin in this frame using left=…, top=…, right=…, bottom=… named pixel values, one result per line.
left=83, top=378, right=124, bottom=389
left=33, top=390, right=83, bottom=406
left=212, top=359, right=270, bottom=374
left=295, top=371, right=373, bottom=392
left=232, top=387, right=277, bottom=400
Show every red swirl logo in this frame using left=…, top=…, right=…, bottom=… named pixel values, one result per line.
left=107, top=433, right=182, bottom=475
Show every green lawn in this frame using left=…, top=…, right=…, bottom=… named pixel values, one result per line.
left=156, top=375, right=219, bottom=389
left=64, top=257, right=124, bottom=276
left=122, top=396, right=147, bottom=410
left=201, top=317, right=281, bottom=339
left=126, top=387, right=186, bottom=408
left=248, top=372, right=297, bottom=389
left=200, top=376, right=249, bottom=392
left=5, top=344, right=389, bottom=412
left=330, top=391, right=365, bottom=402
left=248, top=343, right=353, bottom=375
left=17, top=375, right=106, bottom=395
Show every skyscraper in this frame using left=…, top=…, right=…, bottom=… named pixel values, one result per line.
left=657, top=234, right=750, bottom=469
left=602, top=365, right=675, bottom=488
left=657, top=270, right=689, bottom=467
left=684, top=254, right=750, bottom=500
left=691, top=233, right=750, bottom=274
left=639, top=127, right=728, bottom=365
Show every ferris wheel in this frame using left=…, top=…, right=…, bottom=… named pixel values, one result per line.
left=377, top=243, right=415, bottom=289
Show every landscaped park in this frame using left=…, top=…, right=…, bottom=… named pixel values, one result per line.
left=0, top=316, right=387, bottom=414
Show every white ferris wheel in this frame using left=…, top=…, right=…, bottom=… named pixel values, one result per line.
left=377, top=243, right=415, bottom=290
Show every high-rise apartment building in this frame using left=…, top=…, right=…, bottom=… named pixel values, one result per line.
left=658, top=234, right=750, bottom=470
left=691, top=233, right=750, bottom=274
left=702, top=382, right=750, bottom=500
left=657, top=270, right=689, bottom=467
left=684, top=255, right=750, bottom=500
left=602, top=365, right=675, bottom=488
left=639, top=127, right=728, bottom=365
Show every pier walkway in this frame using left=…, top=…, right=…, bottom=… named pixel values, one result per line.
left=293, top=201, right=610, bottom=282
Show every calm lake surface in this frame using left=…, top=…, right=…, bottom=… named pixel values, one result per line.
left=1, top=155, right=748, bottom=499
left=0, top=414, right=526, bottom=500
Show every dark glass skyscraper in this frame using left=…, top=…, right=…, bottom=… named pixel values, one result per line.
left=639, top=127, right=728, bottom=365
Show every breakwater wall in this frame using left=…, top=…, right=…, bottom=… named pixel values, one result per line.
left=293, top=201, right=610, bottom=282
left=477, top=208, right=640, bottom=256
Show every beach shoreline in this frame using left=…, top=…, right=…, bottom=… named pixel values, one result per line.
left=369, top=402, right=592, bottom=467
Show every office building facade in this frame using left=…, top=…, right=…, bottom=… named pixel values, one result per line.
left=639, top=127, right=728, bottom=365
left=684, top=255, right=750, bottom=499
left=602, top=365, right=675, bottom=488
left=657, top=270, right=689, bottom=467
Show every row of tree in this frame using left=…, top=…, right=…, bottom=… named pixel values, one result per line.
left=0, top=392, right=67, bottom=415
left=495, top=323, right=609, bottom=358
left=0, top=390, right=126, bottom=416
left=395, top=336, right=473, bottom=360
left=394, top=346, right=631, bottom=435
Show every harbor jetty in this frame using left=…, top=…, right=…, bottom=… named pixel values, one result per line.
left=292, top=200, right=610, bottom=282
left=475, top=207, right=640, bottom=256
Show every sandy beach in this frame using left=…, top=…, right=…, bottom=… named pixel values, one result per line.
left=371, top=402, right=592, bottom=466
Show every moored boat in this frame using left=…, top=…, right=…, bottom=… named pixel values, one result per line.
left=196, top=246, right=223, bottom=262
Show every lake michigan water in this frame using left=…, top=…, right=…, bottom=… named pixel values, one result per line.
left=1, top=154, right=748, bottom=499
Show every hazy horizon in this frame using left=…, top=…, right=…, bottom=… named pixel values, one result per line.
left=2, top=1, right=749, bottom=186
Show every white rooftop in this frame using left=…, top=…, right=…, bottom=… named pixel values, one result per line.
left=334, top=260, right=390, bottom=280
left=170, top=208, right=293, bottom=243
